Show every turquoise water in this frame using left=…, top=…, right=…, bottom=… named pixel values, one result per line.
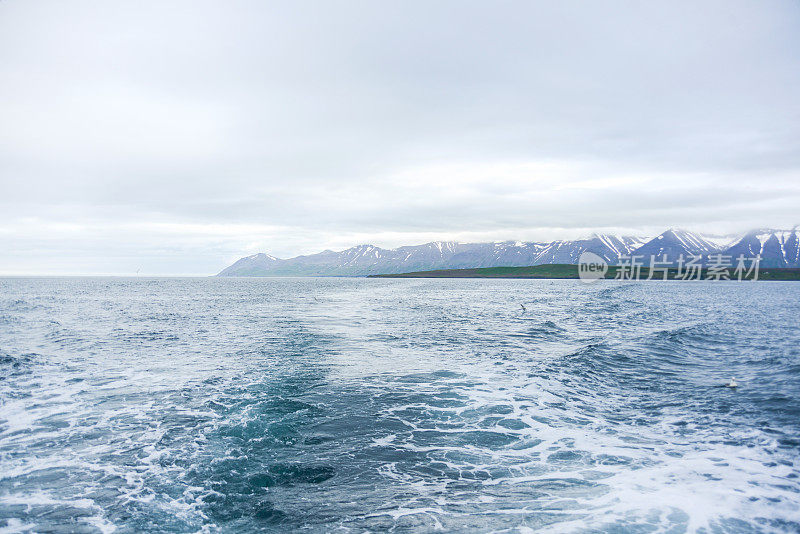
left=0, top=278, right=799, bottom=532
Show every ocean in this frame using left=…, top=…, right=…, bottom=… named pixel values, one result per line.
left=0, top=277, right=798, bottom=533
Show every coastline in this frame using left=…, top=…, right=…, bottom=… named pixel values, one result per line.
left=368, top=264, right=800, bottom=281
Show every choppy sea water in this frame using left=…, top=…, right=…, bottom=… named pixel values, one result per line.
left=0, top=277, right=799, bottom=533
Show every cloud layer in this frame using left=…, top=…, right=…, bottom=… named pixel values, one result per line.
left=1, top=0, right=799, bottom=274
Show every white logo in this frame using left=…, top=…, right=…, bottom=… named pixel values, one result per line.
left=578, top=252, right=608, bottom=283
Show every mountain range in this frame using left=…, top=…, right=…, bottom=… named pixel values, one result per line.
left=218, top=228, right=800, bottom=276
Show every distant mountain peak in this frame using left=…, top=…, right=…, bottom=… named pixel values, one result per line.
left=245, top=252, right=277, bottom=260
left=725, top=228, right=800, bottom=267
left=218, top=227, right=800, bottom=276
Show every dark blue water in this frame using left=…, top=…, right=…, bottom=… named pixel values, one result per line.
left=0, top=278, right=799, bottom=533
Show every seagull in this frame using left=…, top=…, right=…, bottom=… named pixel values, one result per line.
left=725, top=377, right=738, bottom=388
left=520, top=303, right=526, bottom=312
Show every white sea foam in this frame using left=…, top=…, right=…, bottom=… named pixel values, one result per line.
left=0, top=277, right=798, bottom=532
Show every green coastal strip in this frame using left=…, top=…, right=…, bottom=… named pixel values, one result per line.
left=368, top=264, right=800, bottom=281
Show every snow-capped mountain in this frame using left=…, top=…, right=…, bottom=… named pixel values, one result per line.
left=218, top=235, right=647, bottom=276
left=612, top=228, right=800, bottom=267
left=217, top=228, right=800, bottom=276
left=723, top=228, right=800, bottom=267
left=219, top=253, right=279, bottom=276
left=630, top=229, right=722, bottom=259
left=534, top=235, right=648, bottom=265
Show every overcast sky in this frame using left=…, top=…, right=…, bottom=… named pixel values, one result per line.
left=1, top=1, right=799, bottom=275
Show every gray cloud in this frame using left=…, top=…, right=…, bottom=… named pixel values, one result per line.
left=1, top=0, right=799, bottom=274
